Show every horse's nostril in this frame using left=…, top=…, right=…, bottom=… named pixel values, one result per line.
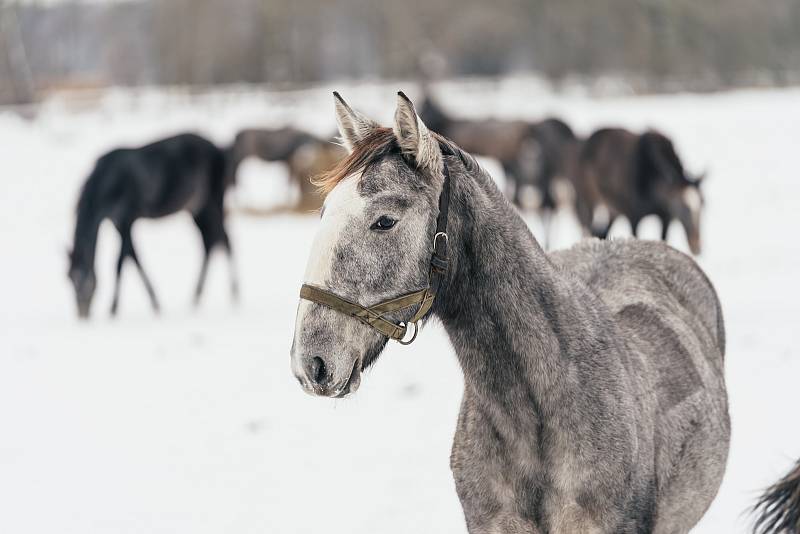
left=310, top=356, right=328, bottom=385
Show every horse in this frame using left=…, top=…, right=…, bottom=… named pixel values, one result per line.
left=67, top=133, right=236, bottom=318
left=229, top=127, right=345, bottom=212
left=290, top=92, right=730, bottom=533
left=753, top=458, right=800, bottom=533
left=418, top=96, right=577, bottom=248
left=574, top=127, right=705, bottom=254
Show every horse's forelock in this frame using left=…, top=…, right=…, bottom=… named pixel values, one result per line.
left=313, top=128, right=398, bottom=194
left=312, top=126, right=475, bottom=195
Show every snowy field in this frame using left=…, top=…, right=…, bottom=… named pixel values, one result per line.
left=1, top=79, right=799, bottom=533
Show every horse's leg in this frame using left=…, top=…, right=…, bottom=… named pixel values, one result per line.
left=192, top=210, right=216, bottom=307
left=631, top=217, right=642, bottom=238
left=591, top=215, right=614, bottom=240
left=541, top=208, right=553, bottom=250
left=125, top=230, right=160, bottom=313
left=110, top=238, right=127, bottom=316
left=221, top=227, right=239, bottom=302
left=660, top=215, right=670, bottom=242
left=503, top=163, right=521, bottom=208
left=194, top=251, right=211, bottom=307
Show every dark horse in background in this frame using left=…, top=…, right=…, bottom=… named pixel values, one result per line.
left=68, top=133, right=236, bottom=318
left=574, top=127, right=705, bottom=254
left=418, top=95, right=577, bottom=248
left=228, top=127, right=345, bottom=213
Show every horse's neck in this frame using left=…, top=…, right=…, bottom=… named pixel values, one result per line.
left=72, top=198, right=103, bottom=272
left=436, top=166, right=590, bottom=422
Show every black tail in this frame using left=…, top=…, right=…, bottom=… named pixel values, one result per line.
left=753, top=459, right=800, bottom=533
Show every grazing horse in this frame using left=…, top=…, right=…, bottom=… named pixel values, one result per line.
left=229, top=127, right=345, bottom=212
left=418, top=96, right=576, bottom=248
left=574, top=127, right=705, bottom=254
left=68, top=133, right=236, bottom=318
left=753, top=459, right=800, bottom=533
left=290, top=92, right=729, bottom=533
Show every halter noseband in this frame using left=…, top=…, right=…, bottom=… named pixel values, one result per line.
left=299, top=159, right=451, bottom=345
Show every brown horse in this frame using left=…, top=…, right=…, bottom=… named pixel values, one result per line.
left=418, top=96, right=577, bottom=248
left=229, top=127, right=345, bottom=212
left=573, top=127, right=705, bottom=254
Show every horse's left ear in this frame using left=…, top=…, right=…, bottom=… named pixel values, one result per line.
left=394, top=91, right=443, bottom=177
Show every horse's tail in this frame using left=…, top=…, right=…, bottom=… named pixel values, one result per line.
left=752, top=458, right=800, bottom=533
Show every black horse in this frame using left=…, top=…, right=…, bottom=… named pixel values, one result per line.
left=67, top=133, right=236, bottom=318
left=573, top=127, right=705, bottom=254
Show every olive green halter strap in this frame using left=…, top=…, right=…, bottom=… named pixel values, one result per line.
left=299, top=161, right=451, bottom=345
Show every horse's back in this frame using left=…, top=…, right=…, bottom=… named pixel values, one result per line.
left=552, top=238, right=724, bottom=357
left=551, top=238, right=730, bottom=532
left=116, top=133, right=225, bottom=217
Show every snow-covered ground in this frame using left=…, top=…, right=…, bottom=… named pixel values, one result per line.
left=1, top=79, right=798, bottom=533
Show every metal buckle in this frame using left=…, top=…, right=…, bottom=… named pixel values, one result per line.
left=397, top=321, right=419, bottom=345
left=433, top=231, right=448, bottom=249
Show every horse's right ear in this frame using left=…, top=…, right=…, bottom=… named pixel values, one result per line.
left=333, top=92, right=379, bottom=153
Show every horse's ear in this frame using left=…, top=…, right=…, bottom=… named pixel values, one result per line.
left=393, top=91, right=443, bottom=176
left=333, top=92, right=379, bottom=152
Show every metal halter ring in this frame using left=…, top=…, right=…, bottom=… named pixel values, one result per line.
left=434, top=231, right=448, bottom=249
left=397, top=321, right=420, bottom=345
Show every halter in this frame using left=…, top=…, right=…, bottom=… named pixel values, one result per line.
left=299, top=160, right=451, bottom=345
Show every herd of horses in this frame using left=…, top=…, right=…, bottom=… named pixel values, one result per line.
left=419, top=95, right=705, bottom=254
left=66, top=90, right=798, bottom=533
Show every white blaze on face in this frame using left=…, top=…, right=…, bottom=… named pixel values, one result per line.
left=292, top=174, right=365, bottom=366
left=303, top=174, right=365, bottom=285
left=682, top=186, right=702, bottom=225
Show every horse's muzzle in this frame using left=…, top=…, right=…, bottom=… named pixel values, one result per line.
left=293, top=353, right=361, bottom=398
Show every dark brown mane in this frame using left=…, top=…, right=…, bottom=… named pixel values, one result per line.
left=313, top=128, right=399, bottom=194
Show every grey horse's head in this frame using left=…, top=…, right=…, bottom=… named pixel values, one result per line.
left=291, top=92, right=446, bottom=398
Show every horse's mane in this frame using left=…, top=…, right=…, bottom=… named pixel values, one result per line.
left=753, top=459, right=800, bottom=534
left=313, top=127, right=478, bottom=194
left=75, top=157, right=107, bottom=221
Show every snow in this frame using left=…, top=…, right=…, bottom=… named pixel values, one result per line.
left=1, top=80, right=799, bottom=533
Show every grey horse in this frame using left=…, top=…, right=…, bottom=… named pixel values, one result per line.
left=290, top=92, right=730, bottom=533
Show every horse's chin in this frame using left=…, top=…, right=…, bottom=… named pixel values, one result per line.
left=333, top=360, right=362, bottom=398
left=360, top=337, right=388, bottom=372
left=327, top=339, right=385, bottom=399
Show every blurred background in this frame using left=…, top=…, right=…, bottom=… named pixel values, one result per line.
left=4, top=0, right=800, bottom=103
left=1, top=1, right=799, bottom=533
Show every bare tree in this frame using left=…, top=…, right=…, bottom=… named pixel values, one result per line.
left=0, top=1, right=35, bottom=104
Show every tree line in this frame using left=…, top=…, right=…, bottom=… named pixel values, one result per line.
left=2, top=0, right=800, bottom=104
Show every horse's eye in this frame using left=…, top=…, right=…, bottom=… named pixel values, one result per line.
left=371, top=216, right=397, bottom=230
